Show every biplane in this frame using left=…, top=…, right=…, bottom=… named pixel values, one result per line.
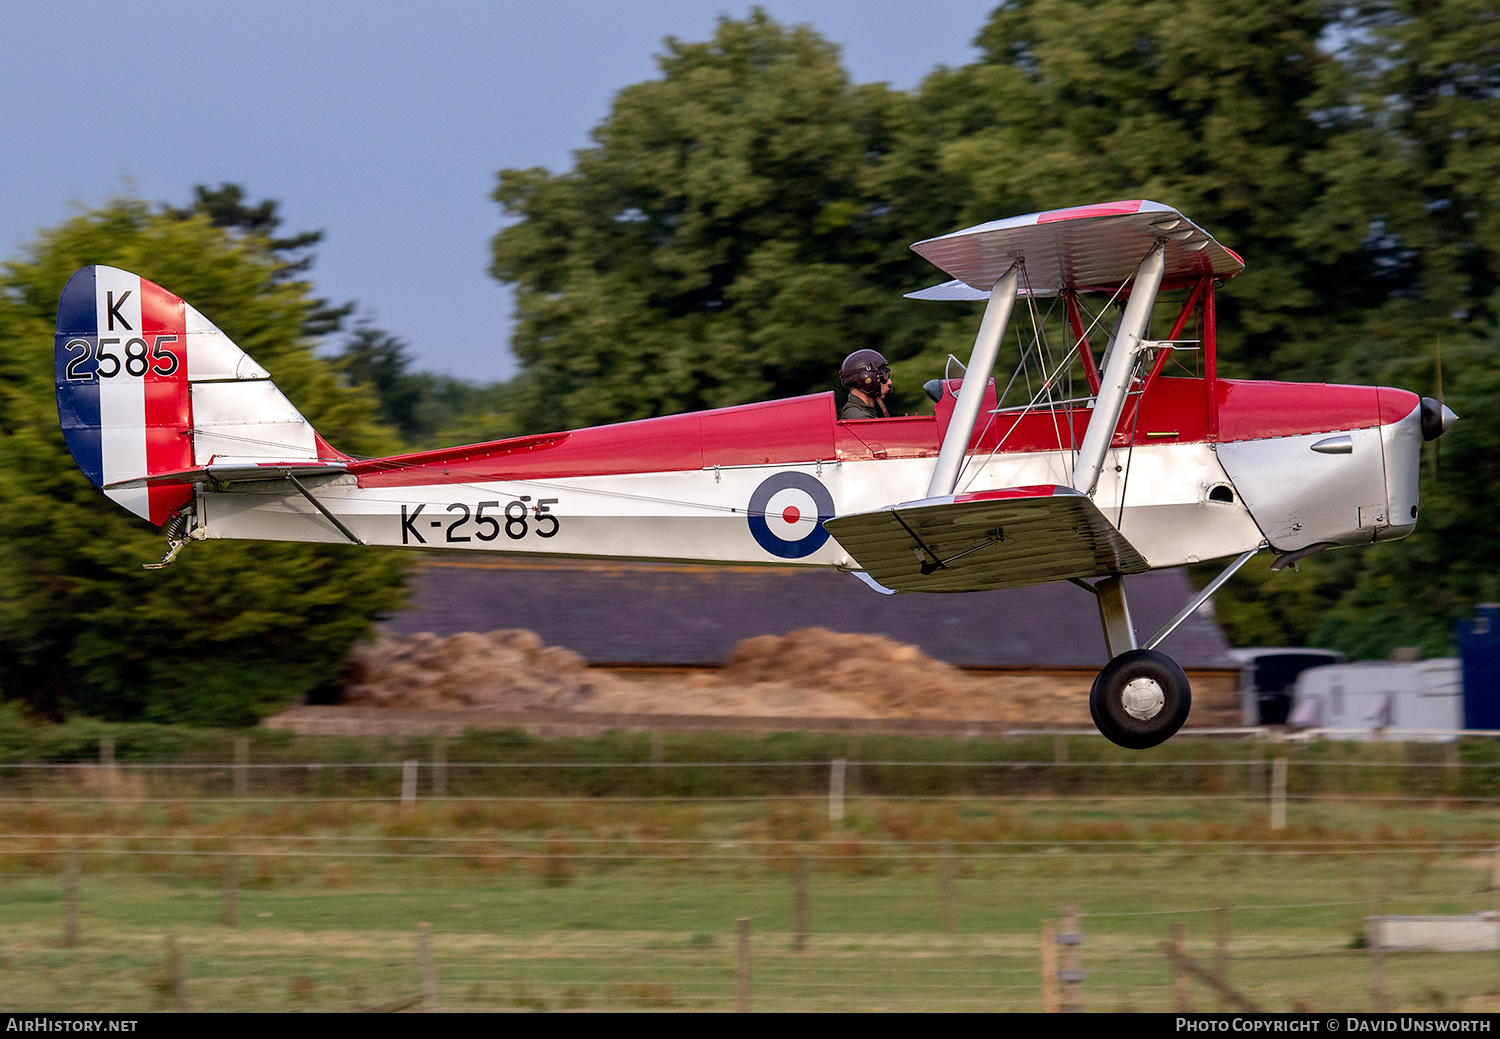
left=53, top=200, right=1457, bottom=748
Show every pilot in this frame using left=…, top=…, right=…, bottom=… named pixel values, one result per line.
left=839, top=349, right=893, bottom=420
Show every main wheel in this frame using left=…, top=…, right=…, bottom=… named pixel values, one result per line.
left=1089, top=649, right=1192, bottom=750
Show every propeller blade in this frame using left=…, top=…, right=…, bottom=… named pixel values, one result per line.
left=1434, top=337, right=1444, bottom=481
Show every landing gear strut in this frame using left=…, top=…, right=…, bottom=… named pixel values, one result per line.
left=1074, top=549, right=1259, bottom=749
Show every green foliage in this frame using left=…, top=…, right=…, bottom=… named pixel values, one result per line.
left=931, top=0, right=1338, bottom=381
left=1207, top=1, right=1500, bottom=656
left=490, top=10, right=962, bottom=431
left=333, top=324, right=521, bottom=447
left=1195, top=551, right=1367, bottom=648
left=165, top=182, right=354, bottom=336
left=0, top=197, right=408, bottom=725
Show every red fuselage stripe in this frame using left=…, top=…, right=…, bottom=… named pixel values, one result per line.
left=352, top=381, right=1420, bottom=489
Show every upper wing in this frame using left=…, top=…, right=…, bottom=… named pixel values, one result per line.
left=824, top=485, right=1149, bottom=593
left=909, top=200, right=1244, bottom=295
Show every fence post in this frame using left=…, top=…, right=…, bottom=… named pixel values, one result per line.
left=940, top=839, right=955, bottom=934
left=1059, top=902, right=1084, bottom=1013
left=432, top=736, right=447, bottom=798
left=63, top=849, right=79, bottom=949
left=417, top=922, right=438, bottom=1012
left=735, top=917, right=751, bottom=1013
left=401, top=759, right=418, bottom=814
left=792, top=849, right=808, bottom=952
left=232, top=737, right=249, bottom=799
left=1370, top=899, right=1388, bottom=1012
left=1215, top=905, right=1230, bottom=1010
left=1040, top=918, right=1060, bottom=1013
left=828, top=759, right=846, bottom=824
left=222, top=851, right=238, bottom=928
left=100, top=735, right=116, bottom=800
left=1171, top=921, right=1190, bottom=1012
left=1493, top=847, right=1500, bottom=995
left=1270, top=756, right=1288, bottom=830
left=1444, top=740, right=1460, bottom=805
left=164, top=935, right=189, bottom=1012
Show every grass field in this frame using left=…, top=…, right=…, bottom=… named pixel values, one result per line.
left=4, top=793, right=1500, bottom=1011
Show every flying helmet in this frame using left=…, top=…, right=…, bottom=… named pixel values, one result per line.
left=839, top=350, right=890, bottom=394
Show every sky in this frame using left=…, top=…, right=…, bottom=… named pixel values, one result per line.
left=1, top=1, right=996, bottom=382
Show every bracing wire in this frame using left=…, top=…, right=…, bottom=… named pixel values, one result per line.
left=956, top=342, right=1086, bottom=494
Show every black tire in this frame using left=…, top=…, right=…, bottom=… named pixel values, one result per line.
left=1089, top=649, right=1192, bottom=750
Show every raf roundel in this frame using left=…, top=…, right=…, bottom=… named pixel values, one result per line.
left=746, top=472, right=835, bottom=559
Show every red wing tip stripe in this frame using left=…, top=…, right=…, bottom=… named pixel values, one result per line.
left=829, top=486, right=1080, bottom=526
left=885, top=485, right=1078, bottom=509
left=953, top=485, right=1079, bottom=504
left=1037, top=200, right=1148, bottom=223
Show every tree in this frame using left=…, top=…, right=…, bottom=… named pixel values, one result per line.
left=917, top=0, right=1344, bottom=378
left=0, top=196, right=407, bottom=725
left=333, top=323, right=522, bottom=447
left=490, top=10, right=961, bottom=432
left=1215, top=1, right=1500, bottom=655
left=168, top=182, right=354, bottom=337
left=335, top=325, right=430, bottom=442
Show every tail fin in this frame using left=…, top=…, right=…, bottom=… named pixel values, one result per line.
left=54, top=265, right=330, bottom=525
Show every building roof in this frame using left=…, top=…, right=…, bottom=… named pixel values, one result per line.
left=386, top=556, right=1236, bottom=669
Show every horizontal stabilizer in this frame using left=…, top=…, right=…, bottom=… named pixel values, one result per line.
left=104, top=461, right=348, bottom=490
left=823, top=485, right=1149, bottom=593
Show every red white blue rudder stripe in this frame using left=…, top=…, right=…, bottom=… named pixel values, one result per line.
left=56, top=266, right=194, bottom=524
left=55, top=265, right=322, bottom=525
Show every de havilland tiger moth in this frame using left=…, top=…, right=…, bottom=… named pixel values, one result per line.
left=52, top=199, right=1457, bottom=748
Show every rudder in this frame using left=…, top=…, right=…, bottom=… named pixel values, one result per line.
left=55, top=265, right=326, bottom=525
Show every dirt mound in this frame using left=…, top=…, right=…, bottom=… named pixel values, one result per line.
left=344, top=629, right=619, bottom=711
left=336, top=626, right=1102, bottom=721
left=720, top=628, right=991, bottom=717
left=338, top=626, right=1186, bottom=725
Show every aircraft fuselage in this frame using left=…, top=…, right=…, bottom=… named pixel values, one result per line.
left=194, top=376, right=1420, bottom=583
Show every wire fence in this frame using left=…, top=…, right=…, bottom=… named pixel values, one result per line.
left=7, top=741, right=1500, bottom=1011
left=3, top=835, right=1500, bottom=1013
left=8, top=751, right=1500, bottom=809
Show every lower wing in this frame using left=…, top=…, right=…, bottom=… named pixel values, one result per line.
left=823, top=485, right=1149, bottom=593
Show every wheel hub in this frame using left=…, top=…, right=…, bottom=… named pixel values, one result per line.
left=1121, top=677, right=1165, bottom=721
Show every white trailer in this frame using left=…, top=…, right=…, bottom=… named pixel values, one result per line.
left=1290, top=659, right=1463, bottom=739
